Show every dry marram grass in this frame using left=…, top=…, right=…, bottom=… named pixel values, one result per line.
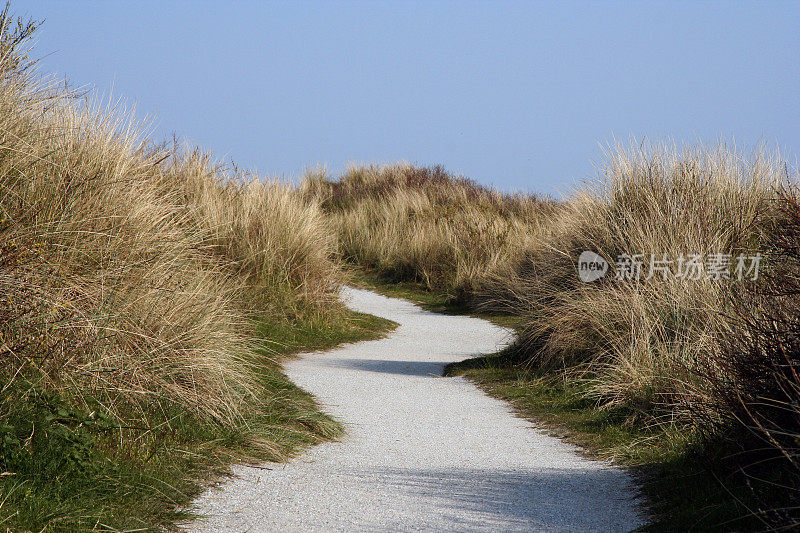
left=0, top=29, right=340, bottom=429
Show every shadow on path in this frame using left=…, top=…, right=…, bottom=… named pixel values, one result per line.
left=363, top=466, right=643, bottom=531
left=320, top=358, right=448, bottom=377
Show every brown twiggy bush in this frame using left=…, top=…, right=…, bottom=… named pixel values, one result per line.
left=700, top=187, right=800, bottom=527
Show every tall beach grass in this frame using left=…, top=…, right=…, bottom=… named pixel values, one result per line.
left=302, top=163, right=557, bottom=302
left=482, top=144, right=782, bottom=417
left=0, top=10, right=348, bottom=529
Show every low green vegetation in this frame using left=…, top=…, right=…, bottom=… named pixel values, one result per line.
left=0, top=308, right=394, bottom=531
left=258, top=303, right=397, bottom=356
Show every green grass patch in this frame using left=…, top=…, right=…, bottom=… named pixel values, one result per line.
left=445, top=351, right=770, bottom=532
left=0, top=304, right=396, bottom=532
left=257, top=306, right=397, bottom=357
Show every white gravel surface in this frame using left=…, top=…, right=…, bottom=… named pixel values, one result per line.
left=189, top=287, right=646, bottom=532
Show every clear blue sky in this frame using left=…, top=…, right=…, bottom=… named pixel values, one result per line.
left=15, top=0, right=800, bottom=196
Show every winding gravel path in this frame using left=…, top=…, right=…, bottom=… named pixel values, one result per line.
left=190, top=287, right=645, bottom=532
